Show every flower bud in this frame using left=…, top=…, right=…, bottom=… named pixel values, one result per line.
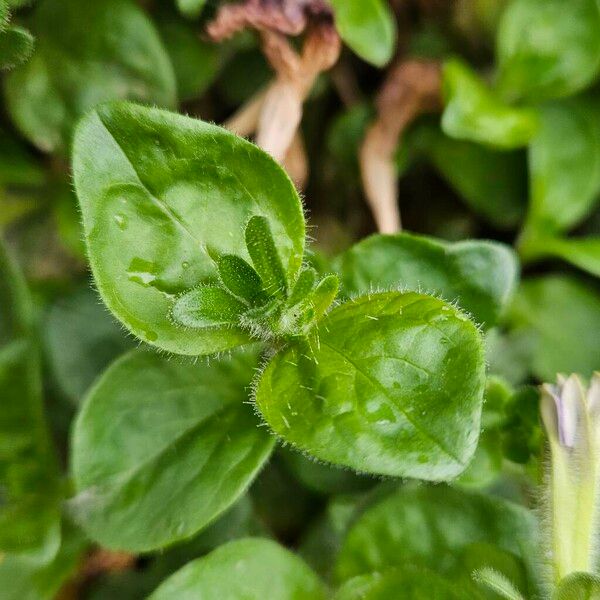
left=541, top=373, right=600, bottom=584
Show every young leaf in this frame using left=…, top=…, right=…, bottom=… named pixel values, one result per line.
left=172, top=285, right=247, bottom=328
left=0, top=26, right=34, bottom=70
left=245, top=215, right=289, bottom=299
left=148, top=538, right=327, bottom=599
left=497, top=0, right=600, bottom=101
left=70, top=348, right=274, bottom=552
left=335, top=567, right=477, bottom=600
left=256, top=291, right=486, bottom=480
left=335, top=485, right=538, bottom=589
left=525, top=96, right=600, bottom=235
left=329, top=0, right=396, bottom=67
left=308, top=274, right=339, bottom=322
left=472, top=567, right=525, bottom=600
left=287, top=268, right=317, bottom=308
left=441, top=58, right=537, bottom=149
left=336, top=233, right=518, bottom=328
left=5, top=0, right=177, bottom=153
left=508, top=276, right=600, bottom=381
left=0, top=239, right=61, bottom=554
left=554, top=572, right=600, bottom=600
left=73, top=102, right=305, bottom=355
left=216, top=254, right=266, bottom=306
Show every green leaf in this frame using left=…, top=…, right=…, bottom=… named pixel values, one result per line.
left=507, top=276, right=600, bottom=381
left=73, top=102, right=305, bottom=355
left=245, top=215, right=288, bottom=299
left=335, top=567, right=476, bottom=600
left=148, top=538, right=327, bottom=599
left=0, top=239, right=61, bottom=554
left=526, top=236, right=600, bottom=278
left=0, top=520, right=87, bottom=600
left=175, top=0, right=207, bottom=19
left=554, top=572, right=600, bottom=600
left=43, top=285, right=133, bottom=403
left=329, top=0, right=396, bottom=67
left=172, top=285, right=247, bottom=328
left=5, top=0, right=177, bottom=153
left=441, top=58, right=537, bottom=149
left=216, top=254, right=266, bottom=306
left=256, top=291, right=485, bottom=479
left=336, top=233, right=519, bottom=328
left=473, top=567, right=525, bottom=600
left=497, top=0, right=600, bottom=101
left=0, top=26, right=34, bottom=70
left=157, top=14, right=220, bottom=101
left=70, top=348, right=274, bottom=552
left=414, top=123, right=527, bottom=228
left=335, top=485, right=538, bottom=587
left=525, top=97, right=600, bottom=235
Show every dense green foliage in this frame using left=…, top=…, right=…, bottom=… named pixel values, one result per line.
left=0, top=0, right=599, bottom=598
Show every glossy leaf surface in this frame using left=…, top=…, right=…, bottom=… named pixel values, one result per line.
left=336, top=233, right=518, bottom=328
left=70, top=348, right=274, bottom=551
left=73, top=102, right=305, bottom=355
left=256, top=291, right=485, bottom=479
left=149, top=538, right=327, bottom=599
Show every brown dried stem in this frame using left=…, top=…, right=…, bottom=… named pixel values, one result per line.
left=360, top=59, right=442, bottom=233
left=208, top=0, right=340, bottom=187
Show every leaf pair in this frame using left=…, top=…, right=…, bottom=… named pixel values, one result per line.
left=72, top=102, right=490, bottom=551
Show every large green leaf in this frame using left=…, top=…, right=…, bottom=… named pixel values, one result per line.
left=336, top=233, right=518, bottom=328
left=415, top=124, right=527, bottom=228
left=525, top=97, right=600, bottom=236
left=256, top=291, right=486, bottom=480
left=441, top=58, right=537, bottom=149
left=70, top=348, right=274, bottom=552
left=335, top=568, right=476, bottom=600
left=4, top=0, right=176, bottom=153
left=148, top=538, right=327, bottom=599
left=73, top=102, right=305, bottom=355
left=335, top=485, right=537, bottom=592
left=329, top=0, right=396, bottom=67
left=507, top=276, right=600, bottom=381
left=554, top=572, right=600, bottom=600
left=43, top=285, right=133, bottom=403
left=0, top=239, right=61, bottom=554
left=497, top=0, right=600, bottom=101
